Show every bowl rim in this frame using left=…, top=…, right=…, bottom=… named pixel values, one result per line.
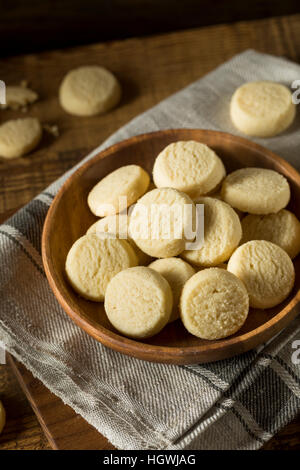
left=42, top=129, right=300, bottom=363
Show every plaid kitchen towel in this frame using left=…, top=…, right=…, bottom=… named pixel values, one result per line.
left=0, top=50, right=300, bottom=450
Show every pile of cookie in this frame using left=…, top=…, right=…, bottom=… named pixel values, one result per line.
left=0, top=73, right=296, bottom=160
left=65, top=139, right=300, bottom=341
left=0, top=66, right=121, bottom=159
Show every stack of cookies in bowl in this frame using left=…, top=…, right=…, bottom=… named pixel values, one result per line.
left=64, top=138, right=299, bottom=342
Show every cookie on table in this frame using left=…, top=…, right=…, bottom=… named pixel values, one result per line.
left=148, top=257, right=195, bottom=322
left=0, top=118, right=42, bottom=159
left=88, top=165, right=150, bottom=217
left=208, top=190, right=244, bottom=219
left=181, top=197, right=242, bottom=267
left=153, top=141, right=226, bottom=198
left=0, top=85, right=38, bottom=110
left=241, top=210, right=300, bottom=259
left=129, top=187, right=196, bottom=258
left=230, top=81, right=296, bottom=137
left=65, top=234, right=138, bottom=302
left=104, top=266, right=173, bottom=338
left=227, top=240, right=295, bottom=309
left=180, top=268, right=249, bottom=340
left=59, top=65, right=121, bottom=116
left=221, top=167, right=290, bottom=214
left=87, top=214, right=151, bottom=265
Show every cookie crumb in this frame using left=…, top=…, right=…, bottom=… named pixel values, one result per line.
left=43, top=123, right=59, bottom=137
left=1, top=85, right=38, bottom=110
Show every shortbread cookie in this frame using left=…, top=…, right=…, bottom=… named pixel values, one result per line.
left=0, top=85, right=38, bottom=110
left=87, top=214, right=151, bottom=265
left=230, top=81, right=296, bottom=137
left=88, top=165, right=150, bottom=217
left=153, top=141, right=226, bottom=198
left=0, top=118, right=42, bottom=159
left=65, top=234, right=138, bottom=301
left=129, top=187, right=196, bottom=258
left=221, top=168, right=290, bottom=214
left=195, top=262, right=227, bottom=272
left=59, top=65, right=121, bottom=116
left=180, top=268, right=249, bottom=340
left=104, top=266, right=173, bottom=338
left=0, top=401, right=5, bottom=434
left=209, top=190, right=244, bottom=218
left=149, top=257, right=195, bottom=322
left=181, top=197, right=242, bottom=266
left=241, top=210, right=300, bottom=259
left=227, top=240, right=295, bottom=309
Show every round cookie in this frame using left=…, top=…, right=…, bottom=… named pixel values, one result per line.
left=221, top=167, right=290, bottom=214
left=87, top=214, right=151, bottom=265
left=181, top=197, right=242, bottom=267
left=65, top=233, right=138, bottom=301
left=148, top=257, right=195, bottom=322
left=88, top=165, right=150, bottom=217
left=59, top=65, right=121, bottom=116
left=195, top=262, right=227, bottom=272
left=241, top=210, right=300, bottom=259
left=1, top=85, right=38, bottom=110
left=0, top=118, right=42, bottom=159
left=153, top=141, right=226, bottom=198
left=0, top=400, right=5, bottom=434
left=230, top=81, right=296, bottom=137
left=180, top=268, right=249, bottom=340
left=209, top=190, right=244, bottom=219
left=104, top=266, right=173, bottom=338
left=129, top=187, right=196, bottom=258
left=227, top=240, right=295, bottom=309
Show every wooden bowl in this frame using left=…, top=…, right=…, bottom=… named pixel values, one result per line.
left=42, top=129, right=300, bottom=365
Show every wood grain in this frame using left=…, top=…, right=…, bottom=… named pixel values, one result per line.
left=0, top=13, right=300, bottom=449
left=42, top=129, right=300, bottom=364
left=1, top=14, right=300, bottom=214
left=0, top=358, right=50, bottom=450
left=1, top=0, right=299, bottom=56
left=6, top=356, right=115, bottom=450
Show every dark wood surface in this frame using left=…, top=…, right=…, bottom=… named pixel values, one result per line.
left=42, top=129, right=300, bottom=365
left=1, top=0, right=300, bottom=57
left=6, top=356, right=114, bottom=450
left=0, top=13, right=300, bottom=449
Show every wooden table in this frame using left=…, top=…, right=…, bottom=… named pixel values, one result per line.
left=0, top=13, right=300, bottom=450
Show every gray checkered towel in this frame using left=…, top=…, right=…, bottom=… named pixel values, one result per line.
left=0, top=50, right=299, bottom=450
